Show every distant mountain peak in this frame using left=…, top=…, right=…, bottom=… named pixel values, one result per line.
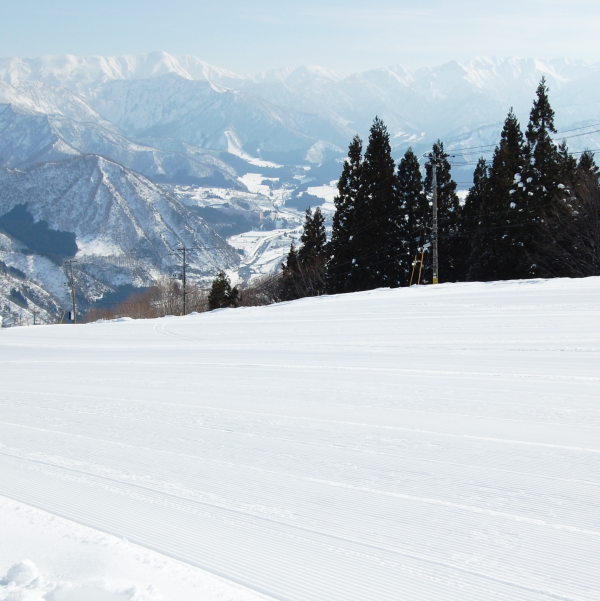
left=0, top=52, right=250, bottom=94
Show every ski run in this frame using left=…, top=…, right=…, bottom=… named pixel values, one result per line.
left=1, top=277, right=599, bottom=601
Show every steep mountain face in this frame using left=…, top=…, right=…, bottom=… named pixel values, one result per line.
left=0, top=239, right=64, bottom=327
left=0, top=80, right=120, bottom=130
left=0, top=155, right=239, bottom=287
left=89, top=74, right=350, bottom=163
left=0, top=82, right=242, bottom=186
left=0, top=103, right=79, bottom=166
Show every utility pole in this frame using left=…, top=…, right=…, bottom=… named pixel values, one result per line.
left=181, top=246, right=188, bottom=316
left=171, top=247, right=199, bottom=316
left=432, top=163, right=439, bottom=285
left=64, top=260, right=77, bottom=323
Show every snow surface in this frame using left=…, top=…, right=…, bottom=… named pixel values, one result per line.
left=228, top=228, right=302, bottom=278
left=0, top=277, right=599, bottom=601
left=0, top=497, right=271, bottom=601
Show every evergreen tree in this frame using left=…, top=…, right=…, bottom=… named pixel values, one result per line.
left=349, top=117, right=401, bottom=291
left=521, top=78, right=565, bottom=275
left=468, top=110, right=529, bottom=281
left=280, top=244, right=301, bottom=301
left=424, top=140, right=462, bottom=282
left=535, top=162, right=600, bottom=278
left=577, top=150, right=599, bottom=179
left=281, top=207, right=328, bottom=299
left=326, top=135, right=362, bottom=294
left=208, top=271, right=239, bottom=310
left=298, top=207, right=327, bottom=266
left=397, top=147, right=428, bottom=285
left=462, top=157, right=488, bottom=279
left=525, top=78, right=560, bottom=184
left=557, top=140, right=577, bottom=186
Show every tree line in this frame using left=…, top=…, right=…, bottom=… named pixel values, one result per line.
left=279, top=78, right=600, bottom=300
left=86, top=78, right=600, bottom=320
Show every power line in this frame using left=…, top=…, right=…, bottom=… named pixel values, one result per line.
left=439, top=123, right=600, bottom=160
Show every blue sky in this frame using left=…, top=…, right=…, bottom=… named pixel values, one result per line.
left=3, top=0, right=599, bottom=73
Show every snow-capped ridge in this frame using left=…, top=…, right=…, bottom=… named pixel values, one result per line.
left=0, top=51, right=250, bottom=94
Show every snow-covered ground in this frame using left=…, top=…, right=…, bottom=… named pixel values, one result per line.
left=228, top=228, right=301, bottom=279
left=0, top=497, right=271, bottom=601
left=1, top=278, right=599, bottom=601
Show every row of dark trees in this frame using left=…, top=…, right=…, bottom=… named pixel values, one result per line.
left=280, top=78, right=600, bottom=299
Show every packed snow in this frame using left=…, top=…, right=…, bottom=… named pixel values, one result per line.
left=0, top=498, right=269, bottom=601
left=0, top=277, right=599, bottom=601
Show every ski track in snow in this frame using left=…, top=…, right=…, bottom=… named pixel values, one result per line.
left=0, top=278, right=599, bottom=600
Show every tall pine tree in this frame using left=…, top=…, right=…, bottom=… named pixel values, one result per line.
left=468, top=110, right=529, bottom=281
left=281, top=207, right=328, bottom=298
left=461, top=157, right=488, bottom=280
left=521, top=78, right=565, bottom=275
left=577, top=150, right=599, bottom=179
left=208, top=272, right=239, bottom=310
left=349, top=117, right=401, bottom=291
left=326, top=135, right=362, bottom=294
left=298, top=207, right=327, bottom=267
left=397, top=147, right=428, bottom=285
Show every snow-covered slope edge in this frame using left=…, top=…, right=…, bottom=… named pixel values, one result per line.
left=0, top=496, right=273, bottom=601
left=0, top=277, right=598, bottom=601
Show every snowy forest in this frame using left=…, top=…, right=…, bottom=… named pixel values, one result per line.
left=84, top=78, right=600, bottom=317
left=275, top=78, right=600, bottom=302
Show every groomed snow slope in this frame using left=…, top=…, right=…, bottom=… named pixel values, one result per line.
left=1, top=278, right=599, bottom=601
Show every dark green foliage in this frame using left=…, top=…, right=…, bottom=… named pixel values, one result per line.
left=321, top=93, right=597, bottom=292
left=282, top=207, right=328, bottom=299
left=424, top=141, right=462, bottom=282
left=397, top=148, right=428, bottom=285
left=326, top=135, right=362, bottom=294
left=557, top=141, right=577, bottom=187
left=520, top=78, right=566, bottom=276
left=468, top=110, right=530, bottom=281
left=208, top=271, right=239, bottom=310
left=461, top=157, right=488, bottom=280
left=298, top=207, right=327, bottom=266
left=525, top=78, right=559, bottom=177
left=577, top=150, right=599, bottom=179
left=349, top=117, right=401, bottom=290
left=462, top=157, right=488, bottom=236
left=280, top=243, right=301, bottom=301
left=0, top=204, right=78, bottom=264
left=535, top=170, right=600, bottom=277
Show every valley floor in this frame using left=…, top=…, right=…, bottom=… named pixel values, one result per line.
left=0, top=278, right=599, bottom=601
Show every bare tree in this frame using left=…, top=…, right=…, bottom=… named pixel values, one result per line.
left=238, top=273, right=285, bottom=306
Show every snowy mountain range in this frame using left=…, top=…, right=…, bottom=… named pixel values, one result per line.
left=2, top=51, right=600, bottom=324
left=4, top=52, right=600, bottom=155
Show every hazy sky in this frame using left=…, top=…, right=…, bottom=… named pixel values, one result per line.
left=3, top=0, right=599, bottom=74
